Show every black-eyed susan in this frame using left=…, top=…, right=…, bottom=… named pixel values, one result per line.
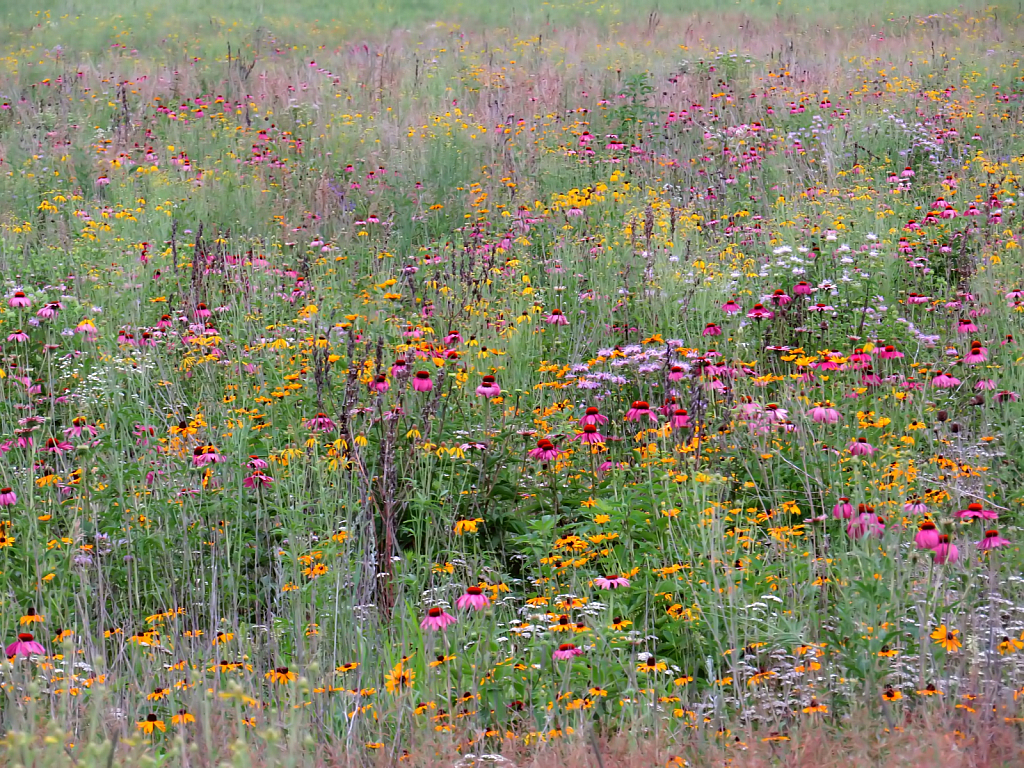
left=171, top=709, right=195, bottom=726
left=639, top=655, right=667, bottom=673
left=137, top=713, right=166, bottom=734
left=550, top=614, right=573, bottom=632
left=146, top=687, right=169, bottom=701
left=336, top=662, right=359, bottom=673
left=384, top=662, right=414, bottom=693
left=877, top=645, right=898, bottom=658
left=802, top=698, right=828, bottom=714
left=611, top=617, right=632, bottom=631
left=212, top=631, right=233, bottom=645
left=265, top=666, right=297, bottom=684
left=998, top=636, right=1024, bottom=655
left=0, top=534, right=15, bottom=548
left=917, top=683, right=943, bottom=696
left=429, top=654, right=455, bottom=668
left=882, top=686, right=903, bottom=702
left=19, top=608, right=43, bottom=626
left=930, top=625, right=962, bottom=652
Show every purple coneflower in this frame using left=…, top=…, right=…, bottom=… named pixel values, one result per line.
left=7, top=291, right=30, bottom=309
left=0, top=488, right=15, bottom=506
left=702, top=323, right=722, bottom=336
left=412, top=371, right=433, bottom=392
left=552, top=643, right=583, bottom=660
left=574, top=424, right=605, bottom=444
left=369, top=374, right=390, bottom=393
left=931, top=371, right=960, bottom=388
left=977, top=529, right=1010, bottom=550
left=420, top=607, right=457, bottom=631
left=810, top=403, right=840, bottom=425
left=915, top=520, right=940, bottom=550
left=933, top=535, right=959, bottom=564
left=849, top=437, right=875, bottom=456
left=957, top=502, right=996, bottom=520
left=594, top=574, right=630, bottom=589
left=305, top=413, right=337, bottom=432
left=528, top=438, right=560, bottom=462
left=579, top=407, right=607, bottom=426
left=456, top=586, right=490, bottom=611
left=625, top=400, right=656, bottom=422
left=475, top=375, right=501, bottom=398
left=6, top=632, right=45, bottom=658
left=832, top=497, right=854, bottom=520
left=545, top=309, right=569, bottom=325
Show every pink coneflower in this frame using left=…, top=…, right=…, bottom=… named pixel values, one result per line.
left=702, top=322, right=722, bottom=336
left=193, top=303, right=211, bottom=320
left=0, top=488, right=15, bottom=506
left=810, top=403, right=840, bottom=425
left=903, top=498, right=928, bottom=515
left=475, top=375, right=501, bottom=398
left=907, top=293, right=930, bottom=305
left=847, top=513, right=885, bottom=539
left=963, top=343, right=988, bottom=364
left=243, top=471, right=273, bottom=489
left=770, top=289, right=792, bottom=306
left=420, top=607, right=457, bottom=631
left=579, top=407, right=608, bottom=426
left=670, top=408, right=690, bottom=428
left=721, top=299, right=741, bottom=314
left=528, top=438, right=560, bottom=462
left=793, top=281, right=814, bottom=295
left=977, top=529, right=1010, bottom=550
left=305, top=413, right=336, bottom=432
left=192, top=445, right=224, bottom=467
left=668, top=365, right=686, bottom=381
left=412, top=371, right=433, bottom=392
left=247, top=456, right=269, bottom=470
left=456, top=586, right=490, bottom=611
left=573, top=424, right=605, bottom=444
left=996, top=390, right=1019, bottom=403
left=625, top=400, right=657, bottom=422
left=7, top=330, right=28, bottom=343
left=931, top=371, right=960, bottom=388
left=763, top=403, right=788, bottom=423
left=594, top=574, right=630, bottom=589
left=391, top=358, right=408, bottom=377
left=957, top=318, right=977, bottom=334
left=957, top=502, right=996, bottom=521
left=849, top=437, right=875, bottom=456
left=877, top=345, right=903, bottom=360
left=36, top=302, right=61, bottom=320
left=6, top=632, right=45, bottom=658
left=747, top=303, right=775, bottom=320
left=832, top=497, right=854, bottom=520
left=63, top=417, right=97, bottom=439
left=915, top=520, right=940, bottom=549
left=552, top=643, right=584, bottom=660
left=545, top=309, right=569, bottom=325
left=901, top=166, right=915, bottom=178
left=975, top=379, right=996, bottom=390
left=369, top=374, right=390, bottom=393
left=7, top=291, right=30, bottom=309
left=933, top=535, right=959, bottom=564
left=43, top=438, right=74, bottom=455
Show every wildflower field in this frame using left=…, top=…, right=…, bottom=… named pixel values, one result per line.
left=1, top=0, right=1024, bottom=765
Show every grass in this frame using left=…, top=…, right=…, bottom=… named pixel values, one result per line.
left=0, top=0, right=1022, bottom=765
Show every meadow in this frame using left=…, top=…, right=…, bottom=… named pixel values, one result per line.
left=0, top=0, right=1022, bottom=765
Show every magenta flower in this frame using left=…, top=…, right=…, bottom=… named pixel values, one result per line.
left=545, top=309, right=569, bottom=325
left=593, top=574, right=630, bottom=589
left=192, top=446, right=224, bottom=467
left=849, top=437, right=875, bottom=456
left=876, top=345, right=903, bottom=360
left=847, top=513, right=885, bottom=540
left=247, top=456, right=269, bottom=470
left=552, top=643, right=583, bottom=660
left=390, top=358, right=408, bottom=377
left=193, top=303, right=212, bottom=320
left=810, top=404, right=840, bottom=425
left=36, top=302, right=61, bottom=320
left=702, top=323, right=722, bottom=336
left=933, top=535, right=959, bottom=564
left=43, top=438, right=74, bottom=455
left=668, top=365, right=686, bottom=381
left=420, top=607, right=457, bottom=631
left=0, top=488, right=16, bottom=506
left=976, top=379, right=996, bottom=391
left=475, top=375, right=501, bottom=398
left=528, top=438, right=560, bottom=462
left=832, top=498, right=854, bottom=520
left=903, top=499, right=928, bottom=515
left=914, top=520, right=940, bottom=550
left=747, top=303, right=775, bottom=320
left=412, top=371, right=433, bottom=392
left=721, top=299, right=741, bottom=314
left=670, top=408, right=690, bottom=428
left=957, top=502, right=996, bottom=520
left=6, top=330, right=29, bottom=343
left=957, top=318, right=977, bottom=334
left=369, top=375, right=390, bottom=393
left=573, top=424, right=605, bottom=444
left=6, top=632, right=45, bottom=658
left=977, top=529, right=1011, bottom=550
left=931, top=371, right=960, bottom=388
left=996, top=390, right=1019, bottom=403
left=963, top=344, right=988, bottom=364
left=305, top=413, right=337, bottom=432
left=625, top=400, right=656, bottom=422
left=7, top=291, right=30, bottom=309
left=243, top=471, right=273, bottom=489
left=455, top=586, right=490, bottom=611
left=579, top=407, right=608, bottom=426
left=793, top=281, right=814, bottom=295
left=769, top=289, right=791, bottom=306
left=763, top=404, right=788, bottom=423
